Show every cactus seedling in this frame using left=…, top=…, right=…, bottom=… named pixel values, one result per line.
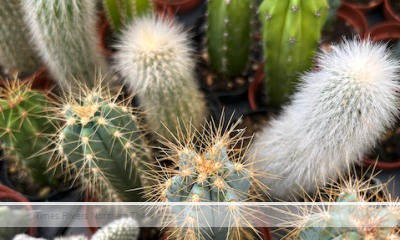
left=0, top=80, right=57, bottom=186
left=0, top=0, right=42, bottom=78
left=206, top=0, right=256, bottom=76
left=258, top=0, right=329, bottom=107
left=250, top=39, right=400, bottom=200
left=114, top=15, right=208, bottom=141
left=21, top=0, right=111, bottom=91
left=55, top=83, right=151, bottom=202
left=0, top=206, right=31, bottom=240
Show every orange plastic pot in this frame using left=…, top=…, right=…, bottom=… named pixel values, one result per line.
left=0, top=66, right=53, bottom=91
left=383, top=0, right=400, bottom=23
left=153, top=0, right=203, bottom=14
left=343, top=0, right=384, bottom=14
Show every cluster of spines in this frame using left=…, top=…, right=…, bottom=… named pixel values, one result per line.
left=21, top=0, right=111, bottom=91
left=0, top=0, right=41, bottom=77
left=206, top=0, right=256, bottom=76
left=258, top=0, right=329, bottom=107
left=113, top=15, right=207, bottom=141
left=53, top=83, right=151, bottom=202
left=0, top=80, right=57, bottom=185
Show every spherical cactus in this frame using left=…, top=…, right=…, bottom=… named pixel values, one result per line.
left=0, top=81, right=57, bottom=185
left=206, top=0, right=256, bottom=76
left=0, top=206, right=30, bottom=240
left=56, top=84, right=151, bottom=202
left=258, top=0, right=329, bottom=107
left=21, top=0, right=111, bottom=91
left=55, top=236, right=89, bottom=240
left=13, top=235, right=47, bottom=240
left=113, top=15, right=208, bottom=141
left=250, top=39, right=400, bottom=200
left=91, top=217, right=139, bottom=240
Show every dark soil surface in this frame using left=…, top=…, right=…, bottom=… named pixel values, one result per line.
left=367, top=120, right=400, bottom=163
left=320, top=19, right=359, bottom=49
left=344, top=0, right=379, bottom=5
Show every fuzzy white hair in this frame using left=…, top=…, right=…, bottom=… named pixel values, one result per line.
left=250, top=39, right=400, bottom=200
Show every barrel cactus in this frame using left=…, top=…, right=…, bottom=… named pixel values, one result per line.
left=206, top=0, right=256, bottom=76
left=258, top=0, right=329, bottom=107
left=114, top=15, right=207, bottom=141
left=102, top=0, right=154, bottom=33
left=21, top=0, right=111, bottom=91
left=0, top=206, right=30, bottom=240
left=0, top=81, right=57, bottom=185
left=56, top=85, right=150, bottom=202
left=250, top=39, right=400, bottom=200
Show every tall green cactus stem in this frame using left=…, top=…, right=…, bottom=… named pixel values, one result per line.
left=102, top=0, right=154, bottom=33
left=323, top=0, right=341, bottom=31
left=57, top=86, right=150, bottom=202
left=206, top=0, right=256, bottom=76
left=21, top=0, right=111, bottom=91
left=0, top=82, right=57, bottom=185
left=0, top=206, right=30, bottom=240
left=0, top=0, right=41, bottom=77
left=114, top=15, right=207, bottom=141
left=258, top=0, right=328, bottom=107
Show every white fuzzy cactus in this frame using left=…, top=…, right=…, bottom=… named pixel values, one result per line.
left=91, top=218, right=139, bottom=240
left=13, top=235, right=47, bottom=240
left=21, top=0, right=111, bottom=91
left=55, top=236, right=89, bottom=240
left=250, top=39, right=400, bottom=200
left=113, top=15, right=207, bottom=141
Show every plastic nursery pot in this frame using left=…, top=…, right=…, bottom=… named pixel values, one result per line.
left=343, top=0, right=384, bottom=14
left=0, top=66, right=53, bottom=91
left=0, top=184, right=38, bottom=237
left=369, top=21, right=400, bottom=41
left=383, top=0, right=400, bottom=23
left=337, top=3, right=369, bottom=38
left=248, top=62, right=264, bottom=111
left=153, top=0, right=203, bottom=14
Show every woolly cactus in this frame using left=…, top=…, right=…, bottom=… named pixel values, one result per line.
left=323, top=0, right=341, bottom=31
left=91, top=217, right=139, bottom=240
left=21, top=0, right=111, bottom=91
left=206, top=0, right=256, bottom=76
left=114, top=15, right=207, bottom=141
left=0, top=0, right=42, bottom=77
left=0, top=206, right=30, bottom=240
left=13, top=236, right=46, bottom=240
left=0, top=81, right=57, bottom=185
left=102, top=0, right=154, bottom=33
left=258, top=0, right=329, bottom=107
left=56, top=85, right=150, bottom=202
left=250, top=39, right=400, bottom=200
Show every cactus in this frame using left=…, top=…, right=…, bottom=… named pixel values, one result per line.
left=56, top=84, right=150, bottom=202
left=206, top=0, right=256, bottom=76
left=258, top=0, right=329, bottom=107
left=102, top=0, right=154, bottom=33
left=0, top=206, right=30, bottom=240
left=323, top=0, right=341, bottom=31
left=249, top=39, right=400, bottom=200
left=21, top=0, right=111, bottom=91
left=13, top=236, right=47, bottom=240
left=0, top=81, right=57, bottom=185
left=113, top=15, right=207, bottom=141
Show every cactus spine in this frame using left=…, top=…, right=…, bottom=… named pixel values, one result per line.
left=114, top=15, right=207, bottom=141
left=206, top=0, right=256, bottom=76
left=56, top=85, right=150, bottom=202
left=0, top=206, right=30, bottom=240
left=0, top=81, right=57, bottom=185
left=0, top=0, right=41, bottom=77
left=250, top=39, right=400, bottom=200
left=258, top=0, right=328, bottom=107
left=102, top=0, right=154, bottom=33
left=21, top=0, right=111, bottom=91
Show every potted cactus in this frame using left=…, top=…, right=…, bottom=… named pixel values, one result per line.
left=343, top=0, right=384, bottom=14
left=384, top=0, right=400, bottom=23
left=152, top=0, right=203, bottom=14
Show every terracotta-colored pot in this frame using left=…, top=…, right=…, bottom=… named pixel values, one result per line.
left=0, top=66, right=53, bottom=91
left=383, top=0, right=400, bottom=23
left=0, top=184, right=37, bottom=237
left=248, top=63, right=264, bottom=111
left=153, top=0, right=203, bottom=14
left=369, top=21, right=400, bottom=40
left=343, top=0, right=384, bottom=14
left=363, top=158, right=400, bottom=171
left=338, top=3, right=369, bottom=38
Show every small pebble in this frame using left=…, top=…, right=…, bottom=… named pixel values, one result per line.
left=39, top=186, right=51, bottom=197
left=202, top=52, right=209, bottom=62
left=235, top=77, right=246, bottom=85
left=206, top=73, right=215, bottom=86
left=251, top=64, right=259, bottom=71
left=227, top=82, right=233, bottom=88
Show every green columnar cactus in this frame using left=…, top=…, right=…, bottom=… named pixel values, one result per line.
left=206, top=0, right=256, bottom=76
left=91, top=217, right=139, bottom=240
left=0, top=206, right=30, bottom=240
left=114, top=15, right=207, bottom=141
left=0, top=0, right=41, bottom=77
left=258, top=0, right=328, bottom=107
left=0, top=82, right=57, bottom=185
left=323, top=0, right=341, bottom=31
left=21, top=0, right=111, bottom=91
left=102, top=0, right=154, bottom=33
left=57, top=86, right=150, bottom=202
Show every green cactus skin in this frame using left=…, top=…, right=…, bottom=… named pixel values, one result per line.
left=0, top=206, right=30, bottom=240
left=258, top=0, right=328, bottom=107
left=298, top=193, right=399, bottom=240
left=323, top=0, right=341, bottom=31
left=21, top=0, right=111, bottom=91
left=0, top=83, right=57, bottom=185
left=91, top=217, right=139, bottom=240
left=59, top=91, right=150, bottom=202
left=0, top=0, right=41, bottom=77
left=165, top=145, right=252, bottom=240
left=102, top=0, right=154, bottom=33
left=206, top=0, right=256, bottom=76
